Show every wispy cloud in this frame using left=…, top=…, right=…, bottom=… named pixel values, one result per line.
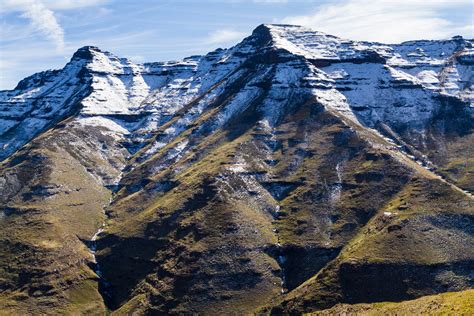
left=23, top=0, right=65, bottom=50
left=282, top=0, right=472, bottom=43
left=205, top=29, right=247, bottom=45
left=2, top=0, right=109, bottom=51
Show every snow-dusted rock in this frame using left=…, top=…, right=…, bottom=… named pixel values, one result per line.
left=1, top=24, right=472, bottom=161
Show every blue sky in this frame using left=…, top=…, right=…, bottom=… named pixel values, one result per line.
left=1, top=0, right=472, bottom=90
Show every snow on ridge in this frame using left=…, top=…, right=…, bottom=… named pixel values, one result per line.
left=1, top=26, right=472, bottom=162
left=76, top=116, right=130, bottom=136
left=260, top=24, right=472, bottom=126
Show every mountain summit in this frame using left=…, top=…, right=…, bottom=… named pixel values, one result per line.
left=0, top=24, right=473, bottom=314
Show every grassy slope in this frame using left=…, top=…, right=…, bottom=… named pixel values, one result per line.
left=311, top=289, right=474, bottom=315
left=0, top=122, right=127, bottom=314
left=428, top=132, right=474, bottom=192
left=267, top=164, right=473, bottom=313
left=0, top=99, right=471, bottom=315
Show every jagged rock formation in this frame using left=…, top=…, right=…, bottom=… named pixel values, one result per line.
left=0, top=24, right=473, bottom=315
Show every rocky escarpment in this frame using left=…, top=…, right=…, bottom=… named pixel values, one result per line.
left=0, top=24, right=472, bottom=315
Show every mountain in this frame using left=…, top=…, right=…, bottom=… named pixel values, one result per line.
left=0, top=24, right=473, bottom=315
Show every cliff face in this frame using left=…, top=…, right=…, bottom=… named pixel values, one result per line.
left=0, top=24, right=472, bottom=314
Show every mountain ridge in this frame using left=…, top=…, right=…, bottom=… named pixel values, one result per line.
left=0, top=24, right=473, bottom=315
left=1, top=24, right=472, bottom=162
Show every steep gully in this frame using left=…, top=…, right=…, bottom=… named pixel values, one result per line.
left=89, top=201, right=111, bottom=303
left=88, top=173, right=123, bottom=304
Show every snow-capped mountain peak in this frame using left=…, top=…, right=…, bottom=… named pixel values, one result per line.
left=0, top=24, right=472, bottom=161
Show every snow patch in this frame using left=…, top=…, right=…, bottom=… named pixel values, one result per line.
left=77, top=116, right=130, bottom=135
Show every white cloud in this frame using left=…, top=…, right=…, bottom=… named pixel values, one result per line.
left=23, top=1, right=64, bottom=50
left=205, top=29, right=247, bottom=45
left=282, top=0, right=472, bottom=43
left=1, top=0, right=109, bottom=51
